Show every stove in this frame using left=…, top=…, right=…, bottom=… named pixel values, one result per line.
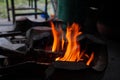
left=0, top=22, right=108, bottom=80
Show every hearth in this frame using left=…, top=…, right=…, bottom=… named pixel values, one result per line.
left=0, top=21, right=107, bottom=80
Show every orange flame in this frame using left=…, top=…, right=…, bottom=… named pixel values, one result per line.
left=51, top=22, right=94, bottom=66
left=56, top=23, right=82, bottom=61
left=86, top=52, right=94, bottom=66
left=51, top=22, right=64, bottom=52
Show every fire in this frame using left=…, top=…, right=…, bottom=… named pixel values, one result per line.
left=51, top=22, right=94, bottom=66
left=86, top=52, right=94, bottom=66
left=51, top=22, right=64, bottom=52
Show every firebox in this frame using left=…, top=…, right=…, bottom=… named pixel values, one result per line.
left=26, top=22, right=108, bottom=80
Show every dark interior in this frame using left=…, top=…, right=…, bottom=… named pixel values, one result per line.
left=0, top=0, right=119, bottom=80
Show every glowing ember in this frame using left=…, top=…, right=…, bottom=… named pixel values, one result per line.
left=51, top=22, right=94, bottom=66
